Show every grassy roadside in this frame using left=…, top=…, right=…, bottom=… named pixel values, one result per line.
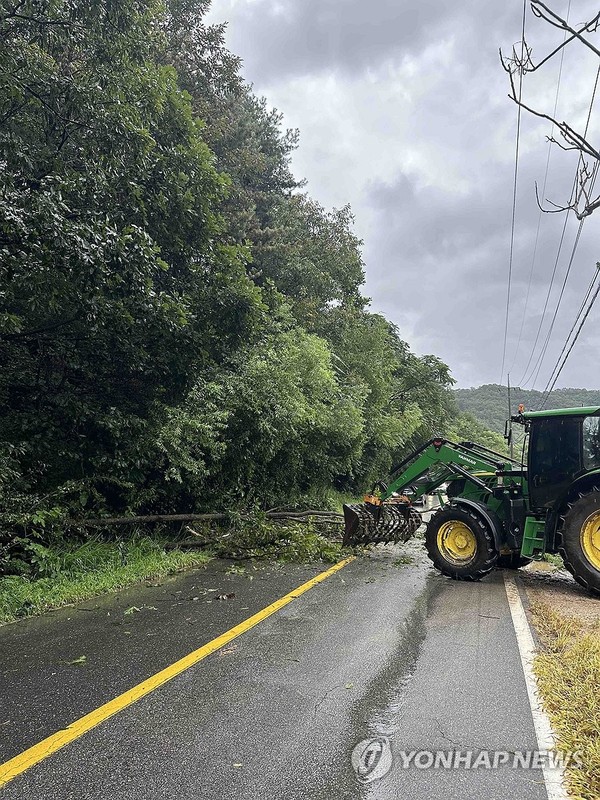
left=0, top=520, right=350, bottom=626
left=530, top=602, right=600, bottom=800
left=0, top=537, right=211, bottom=625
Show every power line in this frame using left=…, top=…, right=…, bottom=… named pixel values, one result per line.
left=538, top=268, right=600, bottom=408
left=529, top=214, right=586, bottom=387
left=543, top=266, right=600, bottom=390
left=518, top=206, right=572, bottom=386
left=509, top=0, right=571, bottom=376
left=500, top=0, right=528, bottom=382
left=531, top=153, right=600, bottom=392
left=569, top=268, right=599, bottom=335
left=518, top=61, right=600, bottom=387
left=536, top=188, right=600, bottom=405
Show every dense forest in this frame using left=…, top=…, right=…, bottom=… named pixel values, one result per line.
left=0, top=0, right=503, bottom=566
left=455, top=385, right=600, bottom=434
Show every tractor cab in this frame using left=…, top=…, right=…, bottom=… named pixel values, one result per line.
left=513, top=407, right=600, bottom=512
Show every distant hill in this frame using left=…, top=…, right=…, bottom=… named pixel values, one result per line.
left=454, top=384, right=600, bottom=433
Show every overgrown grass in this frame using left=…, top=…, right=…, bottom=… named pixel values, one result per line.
left=0, top=518, right=352, bottom=625
left=0, top=537, right=211, bottom=625
left=531, top=602, right=600, bottom=800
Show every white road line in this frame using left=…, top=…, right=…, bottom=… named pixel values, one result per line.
left=503, top=573, right=568, bottom=800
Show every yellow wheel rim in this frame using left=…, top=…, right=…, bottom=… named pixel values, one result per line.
left=437, top=520, right=477, bottom=566
left=580, top=510, right=600, bottom=571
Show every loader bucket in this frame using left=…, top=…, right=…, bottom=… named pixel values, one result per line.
left=342, top=502, right=422, bottom=546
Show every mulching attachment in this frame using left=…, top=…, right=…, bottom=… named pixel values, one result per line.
left=342, top=502, right=422, bottom=546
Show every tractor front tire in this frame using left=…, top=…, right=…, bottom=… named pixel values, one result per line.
left=559, top=489, right=600, bottom=596
left=425, top=506, right=498, bottom=581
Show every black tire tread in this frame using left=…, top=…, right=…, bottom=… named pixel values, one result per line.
left=425, top=506, right=498, bottom=582
left=558, top=486, right=600, bottom=597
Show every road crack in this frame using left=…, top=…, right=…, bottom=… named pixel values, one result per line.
left=314, top=684, right=342, bottom=716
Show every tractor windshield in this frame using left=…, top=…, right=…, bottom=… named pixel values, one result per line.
left=528, top=416, right=583, bottom=509
left=583, top=415, right=600, bottom=470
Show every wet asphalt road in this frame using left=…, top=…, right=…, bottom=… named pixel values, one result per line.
left=0, top=540, right=547, bottom=800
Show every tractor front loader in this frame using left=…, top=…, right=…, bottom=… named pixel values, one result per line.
left=343, top=406, right=600, bottom=595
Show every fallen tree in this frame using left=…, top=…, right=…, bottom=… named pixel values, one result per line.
left=76, top=510, right=343, bottom=527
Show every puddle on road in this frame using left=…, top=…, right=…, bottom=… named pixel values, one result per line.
left=344, top=572, right=443, bottom=796
left=296, top=569, right=444, bottom=800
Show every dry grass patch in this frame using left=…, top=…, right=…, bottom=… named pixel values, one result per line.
left=530, top=602, right=600, bottom=800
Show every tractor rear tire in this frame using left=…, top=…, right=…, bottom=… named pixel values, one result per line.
left=425, top=506, right=498, bottom=581
left=497, top=553, right=532, bottom=570
left=559, top=489, right=600, bottom=596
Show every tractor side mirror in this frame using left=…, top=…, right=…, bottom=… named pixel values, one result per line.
left=504, top=420, right=512, bottom=444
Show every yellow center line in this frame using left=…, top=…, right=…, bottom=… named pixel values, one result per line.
left=0, top=556, right=354, bottom=790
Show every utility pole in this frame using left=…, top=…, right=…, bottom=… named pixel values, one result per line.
left=507, top=373, right=514, bottom=461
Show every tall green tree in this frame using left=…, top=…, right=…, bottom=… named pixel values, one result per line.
left=0, top=0, right=504, bottom=561
left=0, top=0, right=259, bottom=500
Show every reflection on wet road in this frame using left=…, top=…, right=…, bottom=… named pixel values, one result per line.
left=1, top=541, right=547, bottom=800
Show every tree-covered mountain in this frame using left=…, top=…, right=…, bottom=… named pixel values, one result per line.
left=455, top=385, right=600, bottom=433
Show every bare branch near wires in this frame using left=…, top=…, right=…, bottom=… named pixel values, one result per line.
left=534, top=161, right=600, bottom=219
left=499, top=41, right=534, bottom=76
left=502, top=12, right=600, bottom=221
left=534, top=181, right=566, bottom=213
left=531, top=1, right=600, bottom=58
left=500, top=5, right=600, bottom=76
left=506, top=89, right=600, bottom=162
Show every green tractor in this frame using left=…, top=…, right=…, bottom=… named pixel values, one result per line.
left=343, top=406, right=600, bottom=595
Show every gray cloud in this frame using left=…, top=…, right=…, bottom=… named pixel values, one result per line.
left=217, top=0, right=521, bottom=83
left=208, top=0, right=600, bottom=388
left=363, top=154, right=600, bottom=388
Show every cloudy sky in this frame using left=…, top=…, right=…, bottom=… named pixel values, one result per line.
left=206, top=0, right=600, bottom=389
